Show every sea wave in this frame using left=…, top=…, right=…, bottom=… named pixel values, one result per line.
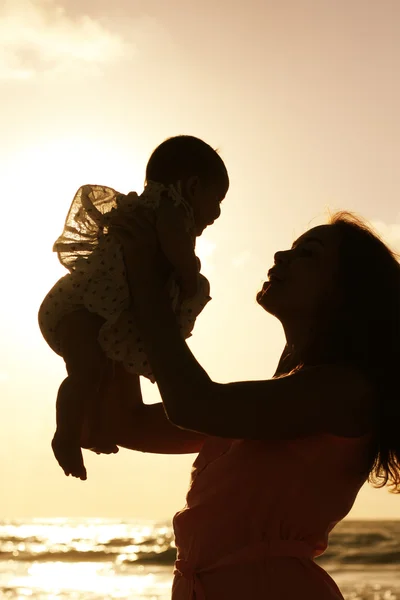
left=0, top=547, right=177, bottom=564
left=0, top=519, right=399, bottom=567
left=0, top=520, right=399, bottom=600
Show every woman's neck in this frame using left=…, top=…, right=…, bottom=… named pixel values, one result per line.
left=276, top=317, right=330, bottom=375
left=282, top=318, right=315, bottom=357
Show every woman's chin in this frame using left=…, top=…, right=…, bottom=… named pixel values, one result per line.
left=256, top=289, right=270, bottom=310
left=257, top=284, right=281, bottom=315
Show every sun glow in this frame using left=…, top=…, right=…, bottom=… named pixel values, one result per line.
left=2, top=136, right=145, bottom=339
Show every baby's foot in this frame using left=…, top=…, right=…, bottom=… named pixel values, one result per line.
left=52, top=430, right=87, bottom=481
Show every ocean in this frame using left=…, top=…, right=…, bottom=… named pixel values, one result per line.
left=0, top=519, right=398, bottom=599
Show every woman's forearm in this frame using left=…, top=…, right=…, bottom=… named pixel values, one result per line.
left=130, top=274, right=215, bottom=424
left=114, top=402, right=206, bottom=454
left=101, top=366, right=205, bottom=453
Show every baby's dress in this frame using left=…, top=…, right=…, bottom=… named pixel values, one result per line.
left=39, top=182, right=211, bottom=381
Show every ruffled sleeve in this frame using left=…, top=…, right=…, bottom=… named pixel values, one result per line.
left=53, top=185, right=139, bottom=271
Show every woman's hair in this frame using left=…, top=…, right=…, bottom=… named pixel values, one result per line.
left=328, top=211, right=400, bottom=493
left=145, top=135, right=229, bottom=193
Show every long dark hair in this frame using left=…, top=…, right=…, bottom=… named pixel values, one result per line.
left=329, top=212, right=400, bottom=492
left=276, top=211, right=400, bottom=491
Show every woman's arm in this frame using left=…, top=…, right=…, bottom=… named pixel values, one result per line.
left=97, top=352, right=206, bottom=455
left=58, top=310, right=205, bottom=455
left=110, top=401, right=206, bottom=454
left=114, top=222, right=375, bottom=441
left=131, top=285, right=374, bottom=439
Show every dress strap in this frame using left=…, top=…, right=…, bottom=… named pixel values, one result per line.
left=174, top=539, right=314, bottom=599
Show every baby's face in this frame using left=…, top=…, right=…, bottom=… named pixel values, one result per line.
left=190, top=180, right=226, bottom=236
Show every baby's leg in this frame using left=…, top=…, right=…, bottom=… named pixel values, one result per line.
left=53, top=310, right=112, bottom=479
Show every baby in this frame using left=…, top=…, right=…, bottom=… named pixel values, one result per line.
left=38, top=135, right=229, bottom=480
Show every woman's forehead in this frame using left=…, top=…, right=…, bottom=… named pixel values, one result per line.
left=293, top=224, right=339, bottom=248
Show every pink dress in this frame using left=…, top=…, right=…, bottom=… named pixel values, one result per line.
left=172, top=432, right=374, bottom=599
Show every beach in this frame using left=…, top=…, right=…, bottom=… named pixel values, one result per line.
left=0, top=518, right=399, bottom=599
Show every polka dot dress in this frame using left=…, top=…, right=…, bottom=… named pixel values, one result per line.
left=38, top=182, right=211, bottom=381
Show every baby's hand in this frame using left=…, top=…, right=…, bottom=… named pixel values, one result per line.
left=156, top=201, right=199, bottom=299
left=178, top=265, right=199, bottom=299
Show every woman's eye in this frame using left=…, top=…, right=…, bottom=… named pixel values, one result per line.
left=298, top=247, right=315, bottom=257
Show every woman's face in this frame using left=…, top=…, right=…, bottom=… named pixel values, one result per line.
left=257, top=225, right=341, bottom=322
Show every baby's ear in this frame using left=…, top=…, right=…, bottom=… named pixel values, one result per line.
left=184, top=175, right=201, bottom=200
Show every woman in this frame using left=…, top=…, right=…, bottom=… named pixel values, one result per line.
left=107, top=211, right=400, bottom=599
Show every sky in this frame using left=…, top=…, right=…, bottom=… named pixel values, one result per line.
left=1, top=0, right=400, bottom=520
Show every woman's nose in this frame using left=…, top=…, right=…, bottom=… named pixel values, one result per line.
left=274, top=249, right=290, bottom=264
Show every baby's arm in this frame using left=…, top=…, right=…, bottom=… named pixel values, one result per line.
left=156, top=200, right=199, bottom=299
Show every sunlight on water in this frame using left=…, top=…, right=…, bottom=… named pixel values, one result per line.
left=336, top=572, right=400, bottom=600
left=0, top=520, right=174, bottom=599
left=1, top=519, right=399, bottom=599
left=20, top=563, right=163, bottom=594
left=7, top=562, right=172, bottom=599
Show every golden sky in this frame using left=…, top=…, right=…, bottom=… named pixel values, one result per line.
left=1, top=0, right=399, bottom=519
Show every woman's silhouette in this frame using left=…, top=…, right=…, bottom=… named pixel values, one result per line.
left=108, top=211, right=399, bottom=599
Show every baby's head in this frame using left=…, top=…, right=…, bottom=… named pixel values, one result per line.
left=146, top=135, right=229, bottom=235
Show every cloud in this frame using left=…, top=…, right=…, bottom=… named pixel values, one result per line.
left=370, top=219, right=400, bottom=255
left=232, top=250, right=251, bottom=269
left=0, top=0, right=132, bottom=80
left=196, top=237, right=216, bottom=274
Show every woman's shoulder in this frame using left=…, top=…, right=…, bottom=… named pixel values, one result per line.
left=307, top=363, right=376, bottom=438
